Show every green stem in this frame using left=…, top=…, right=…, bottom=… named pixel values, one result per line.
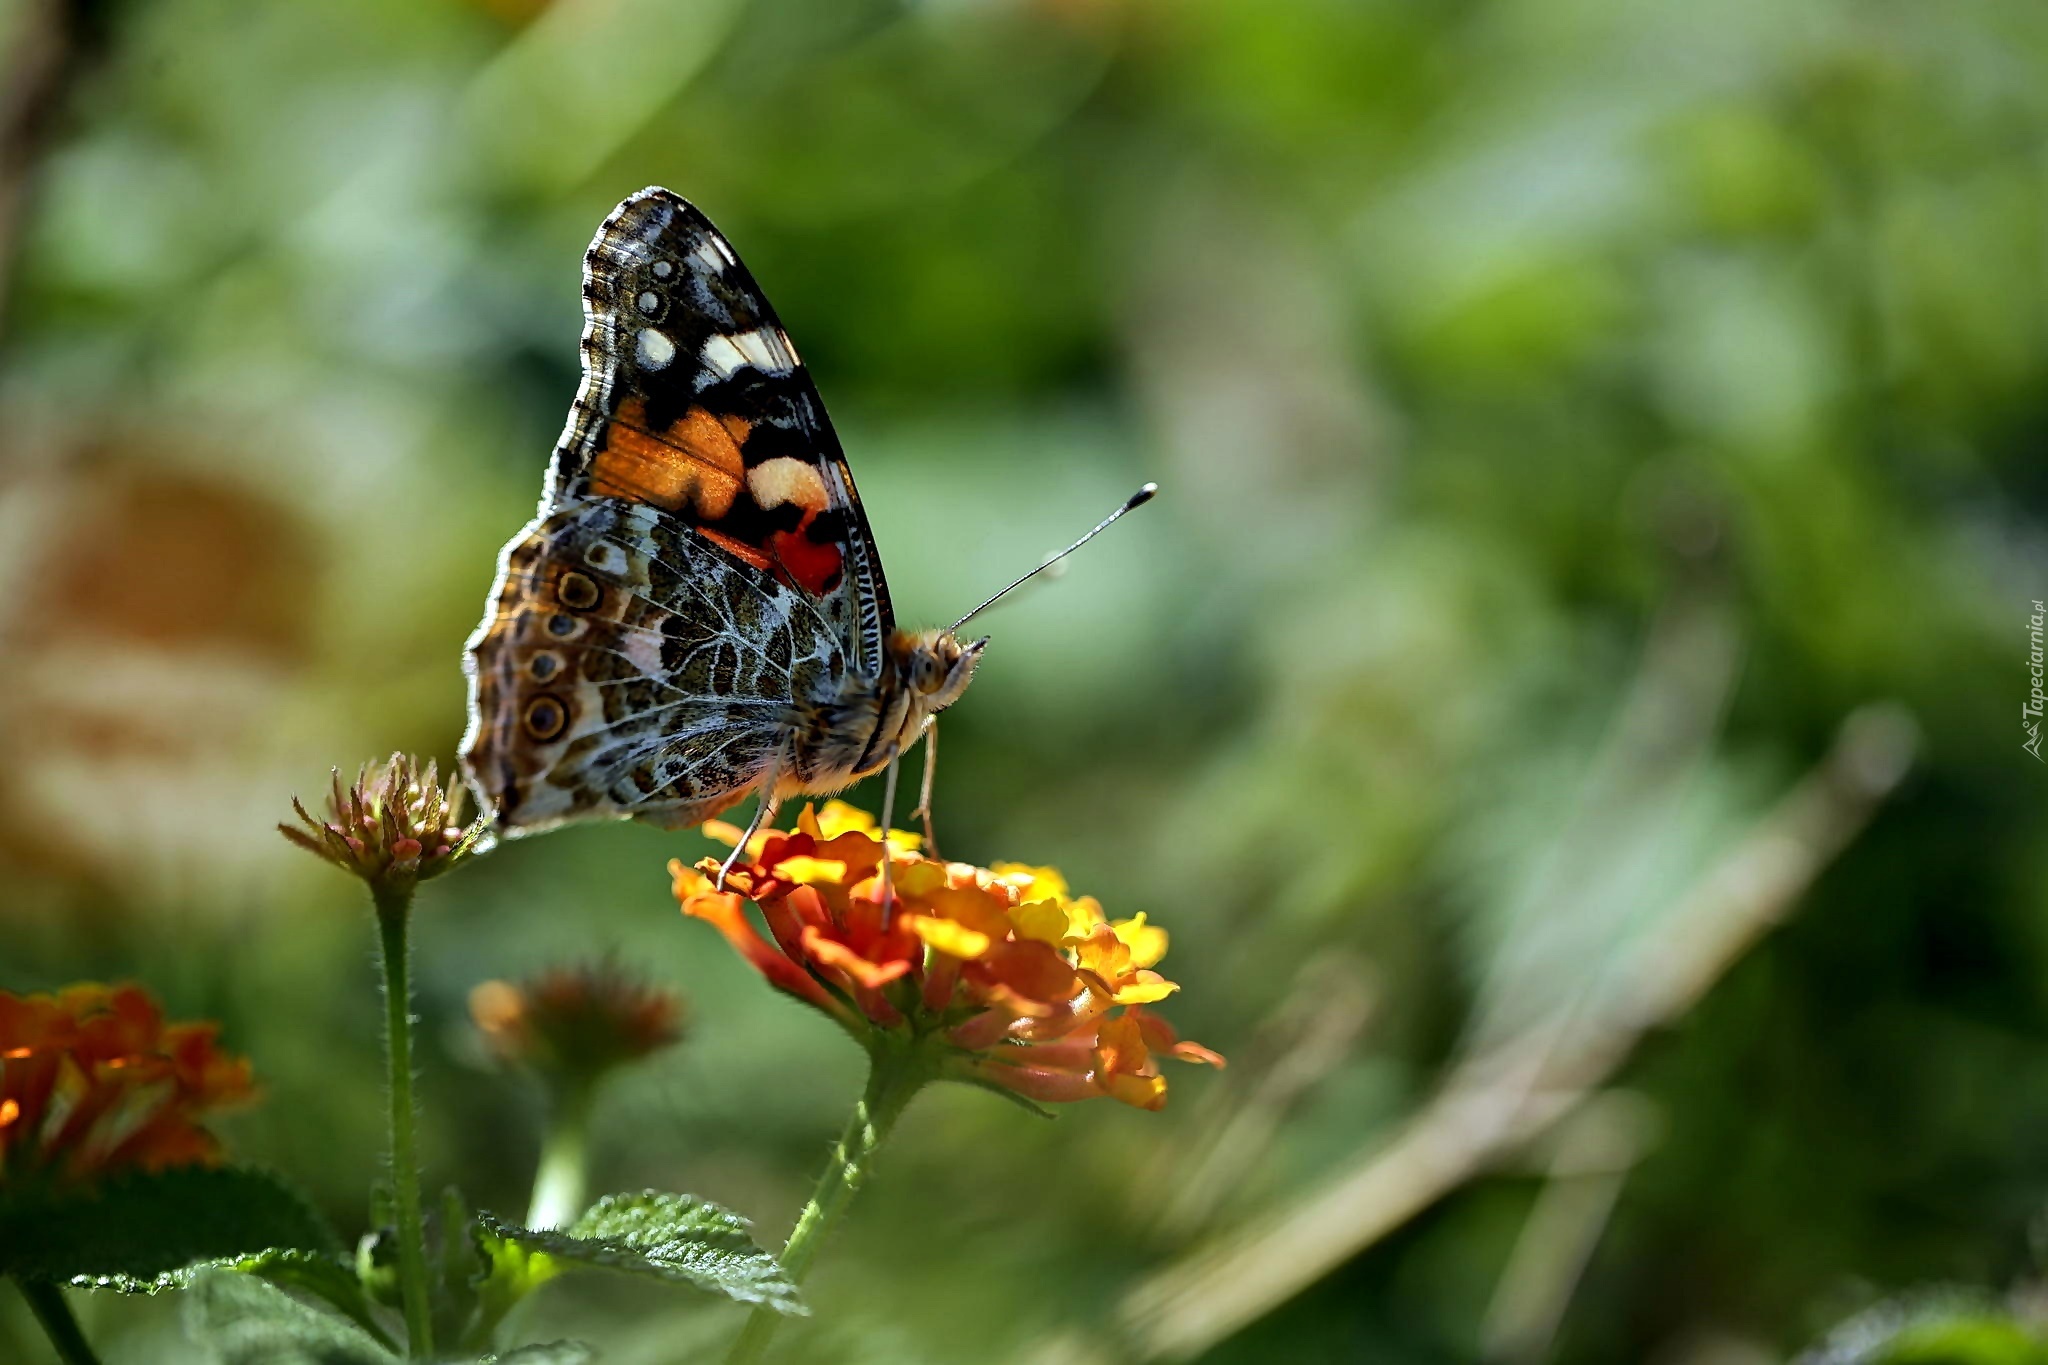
left=526, top=1079, right=595, bottom=1230
left=374, top=887, right=435, bottom=1361
left=17, top=1280, right=101, bottom=1365
left=465, top=1083, right=598, bottom=1356
left=724, top=1052, right=926, bottom=1365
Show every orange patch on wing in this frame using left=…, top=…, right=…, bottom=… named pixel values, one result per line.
left=697, top=526, right=773, bottom=571
left=590, top=399, right=751, bottom=518
left=770, top=529, right=843, bottom=595
left=718, top=411, right=754, bottom=446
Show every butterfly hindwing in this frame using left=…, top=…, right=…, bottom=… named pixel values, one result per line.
left=462, top=498, right=850, bottom=832
left=549, top=187, right=892, bottom=675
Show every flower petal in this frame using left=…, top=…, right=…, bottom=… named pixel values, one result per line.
left=1010, top=899, right=1069, bottom=947
left=800, top=926, right=912, bottom=991
left=990, top=862, right=1068, bottom=905
left=1113, top=914, right=1169, bottom=969
left=1112, top=973, right=1180, bottom=1005
left=673, top=874, right=847, bottom=1021
left=969, top=1060, right=1100, bottom=1104
left=906, top=914, right=992, bottom=960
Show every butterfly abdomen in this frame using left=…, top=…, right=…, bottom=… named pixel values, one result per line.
left=773, top=629, right=986, bottom=797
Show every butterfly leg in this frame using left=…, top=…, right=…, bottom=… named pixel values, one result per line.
left=910, top=720, right=941, bottom=860
left=876, top=754, right=902, bottom=917
left=716, top=786, right=782, bottom=890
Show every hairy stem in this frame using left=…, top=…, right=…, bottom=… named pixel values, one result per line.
left=724, top=1054, right=925, bottom=1364
left=374, top=888, right=435, bottom=1360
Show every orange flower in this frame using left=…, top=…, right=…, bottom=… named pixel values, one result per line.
left=0, top=983, right=255, bottom=1187
left=471, top=961, right=685, bottom=1080
left=672, top=802, right=1222, bottom=1110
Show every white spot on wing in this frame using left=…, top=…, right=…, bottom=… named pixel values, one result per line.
left=691, top=242, right=727, bottom=274
left=733, top=326, right=796, bottom=372
left=620, top=629, right=664, bottom=677
left=651, top=259, right=675, bottom=279
left=748, top=456, right=828, bottom=512
left=699, top=334, right=744, bottom=380
left=637, top=328, right=676, bottom=369
left=699, top=327, right=795, bottom=380
left=636, top=291, right=660, bottom=315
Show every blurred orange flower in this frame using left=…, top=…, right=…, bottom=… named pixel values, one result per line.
left=671, top=802, right=1222, bottom=1111
left=0, top=983, right=255, bottom=1187
left=470, top=960, right=685, bottom=1081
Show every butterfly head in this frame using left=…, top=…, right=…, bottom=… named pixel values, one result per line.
left=891, top=628, right=985, bottom=720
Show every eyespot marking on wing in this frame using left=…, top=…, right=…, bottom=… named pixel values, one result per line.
left=524, top=694, right=569, bottom=741
left=556, top=570, right=602, bottom=611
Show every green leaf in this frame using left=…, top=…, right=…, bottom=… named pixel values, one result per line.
left=1885, top=1322, right=2048, bottom=1365
left=487, top=1343, right=599, bottom=1364
left=1802, top=1293, right=2048, bottom=1365
left=69, top=1246, right=393, bottom=1349
left=0, top=1166, right=341, bottom=1285
left=182, top=1269, right=399, bottom=1365
left=475, top=1192, right=804, bottom=1316
left=357, top=1228, right=400, bottom=1310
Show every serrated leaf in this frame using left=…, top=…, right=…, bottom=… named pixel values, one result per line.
left=0, top=1166, right=341, bottom=1285
left=475, top=1192, right=803, bottom=1316
left=488, top=1342, right=600, bottom=1364
left=72, top=1247, right=395, bottom=1351
left=182, top=1269, right=399, bottom=1365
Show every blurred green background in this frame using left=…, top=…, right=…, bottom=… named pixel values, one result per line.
left=3, top=0, right=2047, bottom=1361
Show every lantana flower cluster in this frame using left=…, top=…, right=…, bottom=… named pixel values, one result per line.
left=0, top=983, right=254, bottom=1187
left=671, top=802, right=1222, bottom=1110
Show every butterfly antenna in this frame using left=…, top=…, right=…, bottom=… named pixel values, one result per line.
left=948, top=483, right=1158, bottom=633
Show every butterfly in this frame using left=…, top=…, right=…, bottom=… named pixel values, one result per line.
left=459, top=185, right=993, bottom=851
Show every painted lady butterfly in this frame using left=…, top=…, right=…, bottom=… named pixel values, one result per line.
left=460, top=187, right=1146, bottom=851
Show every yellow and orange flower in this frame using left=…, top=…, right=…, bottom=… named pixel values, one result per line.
left=470, top=961, right=686, bottom=1081
left=671, top=803, right=1222, bottom=1111
left=0, top=983, right=255, bottom=1187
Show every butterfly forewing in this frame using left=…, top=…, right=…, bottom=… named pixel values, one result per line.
left=551, top=189, right=892, bottom=665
